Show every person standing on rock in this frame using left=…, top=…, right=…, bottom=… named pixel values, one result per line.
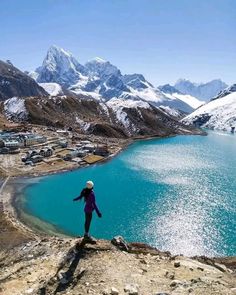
left=73, top=180, right=102, bottom=241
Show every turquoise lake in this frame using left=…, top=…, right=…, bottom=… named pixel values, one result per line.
left=20, top=132, right=236, bottom=257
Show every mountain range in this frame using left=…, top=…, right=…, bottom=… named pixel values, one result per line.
left=182, top=83, right=236, bottom=131
left=174, top=78, right=228, bottom=101
left=30, top=45, right=212, bottom=114
left=0, top=45, right=234, bottom=134
left=0, top=54, right=201, bottom=138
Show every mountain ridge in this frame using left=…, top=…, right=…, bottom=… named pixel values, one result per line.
left=0, top=60, right=48, bottom=101
left=30, top=46, right=210, bottom=114
left=182, top=82, right=236, bottom=131
left=174, top=78, right=227, bottom=101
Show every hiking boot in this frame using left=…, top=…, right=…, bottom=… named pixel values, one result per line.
left=83, top=234, right=96, bottom=244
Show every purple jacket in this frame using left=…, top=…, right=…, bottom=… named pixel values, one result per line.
left=74, top=188, right=101, bottom=215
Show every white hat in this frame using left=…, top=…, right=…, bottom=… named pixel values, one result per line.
left=86, top=180, right=94, bottom=189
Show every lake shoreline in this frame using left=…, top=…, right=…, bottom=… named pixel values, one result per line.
left=0, top=133, right=175, bottom=243
left=1, top=130, right=236, bottom=295
left=1, top=129, right=207, bottom=252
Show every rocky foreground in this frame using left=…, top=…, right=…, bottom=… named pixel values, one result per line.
left=0, top=234, right=236, bottom=295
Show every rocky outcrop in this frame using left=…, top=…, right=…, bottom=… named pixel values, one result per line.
left=0, top=203, right=234, bottom=295
left=0, top=235, right=235, bottom=295
left=0, top=60, right=48, bottom=101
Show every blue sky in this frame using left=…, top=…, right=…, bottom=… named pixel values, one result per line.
left=0, top=0, right=235, bottom=85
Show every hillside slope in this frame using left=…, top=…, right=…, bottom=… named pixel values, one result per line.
left=0, top=60, right=47, bottom=101
left=1, top=95, right=201, bottom=138
left=182, top=85, right=236, bottom=131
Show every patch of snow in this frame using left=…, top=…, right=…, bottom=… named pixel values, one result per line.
left=107, top=98, right=149, bottom=134
left=4, top=97, right=28, bottom=120
left=90, top=57, right=106, bottom=63
left=39, top=83, right=63, bottom=96
left=182, top=92, right=236, bottom=131
left=165, top=93, right=205, bottom=109
left=70, top=74, right=89, bottom=89
left=99, top=102, right=110, bottom=116
left=111, top=105, right=131, bottom=132
left=107, top=97, right=150, bottom=110
left=128, top=87, right=165, bottom=104
left=0, top=79, right=10, bottom=86
left=159, top=106, right=182, bottom=117
left=29, top=71, right=39, bottom=81
left=75, top=117, right=91, bottom=131
left=71, top=89, right=102, bottom=101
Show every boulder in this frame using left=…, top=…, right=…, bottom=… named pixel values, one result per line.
left=111, top=236, right=129, bottom=251
left=111, top=287, right=119, bottom=294
left=124, top=283, right=139, bottom=294
left=174, top=261, right=181, bottom=268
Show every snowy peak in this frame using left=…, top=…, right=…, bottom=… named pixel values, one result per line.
left=85, top=58, right=121, bottom=79
left=90, top=57, right=107, bottom=63
left=122, top=74, right=153, bottom=90
left=29, top=45, right=226, bottom=115
left=35, top=45, right=86, bottom=87
left=174, top=79, right=227, bottom=100
left=41, top=45, right=84, bottom=73
left=42, top=45, right=76, bottom=71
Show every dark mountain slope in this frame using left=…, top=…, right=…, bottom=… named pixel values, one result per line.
left=0, top=60, right=47, bottom=101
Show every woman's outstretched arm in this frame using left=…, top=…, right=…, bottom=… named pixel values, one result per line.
left=73, top=189, right=85, bottom=201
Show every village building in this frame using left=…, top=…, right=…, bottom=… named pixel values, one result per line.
left=0, top=132, right=47, bottom=148
left=94, top=145, right=109, bottom=157
left=31, top=155, right=43, bottom=164
left=76, top=149, right=87, bottom=158
left=39, top=147, right=53, bottom=157
left=80, top=140, right=91, bottom=145
left=82, top=144, right=95, bottom=153
left=56, top=130, right=69, bottom=136
left=64, top=150, right=79, bottom=161
left=22, top=134, right=47, bottom=146
left=2, top=140, right=20, bottom=149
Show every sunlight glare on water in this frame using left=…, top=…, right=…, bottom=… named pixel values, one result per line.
left=20, top=132, right=236, bottom=256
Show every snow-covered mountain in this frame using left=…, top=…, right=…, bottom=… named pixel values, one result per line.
left=159, top=84, right=205, bottom=112
left=32, top=45, right=87, bottom=87
left=30, top=46, right=202, bottom=115
left=212, top=84, right=236, bottom=100
left=182, top=83, right=236, bottom=131
left=174, top=79, right=227, bottom=101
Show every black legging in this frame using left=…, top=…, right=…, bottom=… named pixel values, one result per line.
left=85, top=212, right=92, bottom=234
